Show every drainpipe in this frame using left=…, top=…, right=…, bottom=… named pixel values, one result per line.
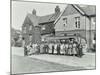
left=89, top=17, right=92, bottom=50
left=85, top=16, right=87, bottom=43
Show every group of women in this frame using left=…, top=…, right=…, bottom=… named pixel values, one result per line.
left=24, top=39, right=84, bottom=58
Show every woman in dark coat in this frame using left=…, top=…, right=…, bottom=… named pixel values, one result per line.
left=24, top=45, right=28, bottom=56
left=57, top=44, right=60, bottom=55
left=68, top=43, right=73, bottom=56
left=52, top=44, right=55, bottom=54
left=77, top=43, right=83, bottom=57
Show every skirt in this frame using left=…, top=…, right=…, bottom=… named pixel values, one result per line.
left=68, top=48, right=72, bottom=55
left=72, top=48, right=77, bottom=54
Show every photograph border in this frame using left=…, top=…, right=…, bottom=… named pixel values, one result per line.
left=10, top=0, right=96, bottom=75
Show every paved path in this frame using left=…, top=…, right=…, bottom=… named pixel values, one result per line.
left=29, top=54, right=95, bottom=69
left=12, top=55, right=85, bottom=74
left=11, top=47, right=96, bottom=74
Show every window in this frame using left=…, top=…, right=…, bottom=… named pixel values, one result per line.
left=41, top=38, right=45, bottom=41
left=63, top=18, right=67, bottom=24
left=63, top=24, right=65, bottom=27
left=29, top=34, right=32, bottom=41
left=23, top=27, right=26, bottom=33
left=75, top=17, right=80, bottom=28
left=92, top=17, right=96, bottom=25
left=64, top=33, right=67, bottom=36
left=42, top=25, right=46, bottom=30
left=29, top=25, right=33, bottom=30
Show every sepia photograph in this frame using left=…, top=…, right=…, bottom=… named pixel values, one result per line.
left=11, top=0, right=96, bottom=74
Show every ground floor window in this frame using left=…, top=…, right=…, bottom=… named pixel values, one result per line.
left=29, top=34, right=32, bottom=42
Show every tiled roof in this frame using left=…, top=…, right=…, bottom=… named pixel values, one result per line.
left=73, top=4, right=96, bottom=16
left=23, top=14, right=33, bottom=25
left=38, top=12, right=61, bottom=24
left=54, top=4, right=96, bottom=24
left=23, top=12, right=61, bottom=25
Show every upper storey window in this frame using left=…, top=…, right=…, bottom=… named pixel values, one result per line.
left=42, top=25, right=46, bottom=30
left=91, top=17, right=96, bottom=25
left=29, top=34, right=32, bottom=41
left=23, top=26, right=27, bottom=33
left=75, top=17, right=80, bottom=28
left=63, top=18, right=67, bottom=27
left=29, top=25, right=33, bottom=30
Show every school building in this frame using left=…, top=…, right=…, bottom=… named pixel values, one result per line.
left=22, top=4, right=96, bottom=49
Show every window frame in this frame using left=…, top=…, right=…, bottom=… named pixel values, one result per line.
left=91, top=17, right=96, bottom=25
left=23, top=26, right=27, bottom=33
left=29, top=25, right=33, bottom=30
left=63, top=17, right=67, bottom=26
left=42, top=25, right=46, bottom=30
left=29, top=34, right=32, bottom=41
left=75, top=17, right=80, bottom=28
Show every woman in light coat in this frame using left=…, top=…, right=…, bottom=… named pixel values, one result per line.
left=72, top=42, right=77, bottom=56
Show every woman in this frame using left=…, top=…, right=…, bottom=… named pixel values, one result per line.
left=68, top=42, right=73, bottom=56
left=72, top=42, right=77, bottom=56
left=45, top=43, right=49, bottom=54
left=52, top=43, right=54, bottom=54
left=57, top=44, right=61, bottom=55
left=24, top=45, right=28, bottom=56
left=77, top=43, right=83, bottom=57
left=40, top=43, right=44, bottom=54
left=65, top=43, right=69, bottom=55
left=27, top=44, right=33, bottom=55
left=36, top=44, right=40, bottom=54
left=63, top=44, right=66, bottom=55
left=60, top=43, right=64, bottom=54
left=54, top=43, right=57, bottom=54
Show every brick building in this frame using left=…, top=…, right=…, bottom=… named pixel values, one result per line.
left=54, top=4, right=96, bottom=49
left=22, top=4, right=96, bottom=50
left=22, top=9, right=41, bottom=45
left=22, top=6, right=61, bottom=45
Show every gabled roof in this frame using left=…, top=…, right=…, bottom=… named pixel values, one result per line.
left=54, top=4, right=96, bottom=24
left=23, top=14, right=34, bottom=25
left=62, top=4, right=96, bottom=16
left=23, top=12, right=61, bottom=25
left=73, top=4, right=96, bottom=16
left=38, top=12, right=61, bottom=24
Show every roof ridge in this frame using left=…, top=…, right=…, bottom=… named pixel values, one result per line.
left=38, top=13, right=55, bottom=17
left=72, top=4, right=85, bottom=15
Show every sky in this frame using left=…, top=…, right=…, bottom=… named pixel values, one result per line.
left=12, top=1, right=67, bottom=30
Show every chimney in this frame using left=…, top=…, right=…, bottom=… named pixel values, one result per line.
left=32, top=9, right=36, bottom=15
left=55, top=6, right=60, bottom=14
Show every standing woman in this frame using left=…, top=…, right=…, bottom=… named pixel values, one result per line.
left=77, top=42, right=83, bottom=57
left=43, top=43, right=46, bottom=54
left=68, top=42, right=73, bottom=56
left=40, top=43, right=44, bottom=54
left=63, top=44, right=66, bottom=55
left=52, top=43, right=54, bottom=54
left=65, top=43, right=69, bottom=55
left=79, top=43, right=83, bottom=57
left=37, top=44, right=40, bottom=54
left=46, top=43, right=49, bottom=54
left=57, top=43, right=60, bottom=55
left=60, top=43, right=64, bottom=55
left=24, top=45, right=28, bottom=56
left=54, top=43, right=57, bottom=54
left=72, top=42, right=77, bottom=56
